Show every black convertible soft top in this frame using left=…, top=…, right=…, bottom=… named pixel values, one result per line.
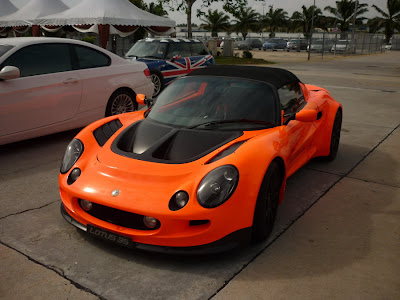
left=189, top=65, right=300, bottom=89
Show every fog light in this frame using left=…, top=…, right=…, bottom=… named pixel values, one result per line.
left=80, top=199, right=93, bottom=211
left=143, top=216, right=158, bottom=229
left=67, top=168, right=81, bottom=185
left=169, top=191, right=189, bottom=211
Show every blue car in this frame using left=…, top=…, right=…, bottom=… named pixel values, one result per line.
left=262, top=38, right=287, bottom=51
left=125, top=38, right=215, bottom=97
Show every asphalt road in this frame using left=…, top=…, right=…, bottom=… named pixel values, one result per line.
left=0, top=51, right=399, bottom=300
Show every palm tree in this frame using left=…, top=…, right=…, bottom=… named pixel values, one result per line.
left=232, top=7, right=260, bottom=40
left=200, top=9, right=230, bottom=37
left=370, top=0, right=400, bottom=42
left=291, top=5, right=323, bottom=39
left=324, top=0, right=369, bottom=34
left=261, top=5, right=288, bottom=38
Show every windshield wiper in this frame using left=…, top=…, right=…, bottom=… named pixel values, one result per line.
left=187, top=119, right=276, bottom=129
left=125, top=55, right=137, bottom=58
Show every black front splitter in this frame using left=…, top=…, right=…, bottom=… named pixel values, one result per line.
left=60, top=203, right=251, bottom=255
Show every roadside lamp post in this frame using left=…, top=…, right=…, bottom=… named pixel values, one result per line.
left=308, top=0, right=316, bottom=61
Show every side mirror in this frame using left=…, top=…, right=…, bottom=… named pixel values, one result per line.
left=0, top=66, right=20, bottom=81
left=136, top=94, right=154, bottom=108
left=136, top=94, right=146, bottom=105
left=295, top=109, right=318, bottom=122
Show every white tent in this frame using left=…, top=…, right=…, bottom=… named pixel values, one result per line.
left=1, top=0, right=176, bottom=47
left=0, top=0, right=69, bottom=27
left=0, top=0, right=18, bottom=17
left=38, top=0, right=175, bottom=28
left=0, top=0, right=19, bottom=36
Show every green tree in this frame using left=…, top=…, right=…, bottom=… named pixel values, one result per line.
left=232, top=7, right=260, bottom=40
left=370, top=0, right=400, bottom=42
left=160, top=0, right=249, bottom=38
left=291, top=5, right=323, bottom=39
left=128, top=0, right=147, bottom=10
left=147, top=1, right=169, bottom=17
left=324, top=0, right=369, bottom=33
left=200, top=9, right=230, bottom=37
left=261, top=5, right=288, bottom=37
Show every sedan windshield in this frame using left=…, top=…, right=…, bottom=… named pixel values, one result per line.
left=147, top=76, right=278, bottom=130
left=125, top=40, right=167, bottom=59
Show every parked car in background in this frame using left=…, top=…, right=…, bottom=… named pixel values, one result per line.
left=331, top=40, right=356, bottom=53
left=307, top=39, right=334, bottom=52
left=235, top=39, right=262, bottom=50
left=125, top=38, right=215, bottom=97
left=262, top=38, right=287, bottom=51
left=382, top=43, right=392, bottom=50
left=0, top=37, right=153, bottom=145
left=286, top=39, right=308, bottom=51
left=220, top=36, right=242, bottom=49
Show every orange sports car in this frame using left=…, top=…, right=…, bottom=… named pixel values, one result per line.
left=59, top=65, right=342, bottom=253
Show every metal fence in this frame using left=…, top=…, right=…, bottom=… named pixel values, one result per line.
left=300, top=32, right=400, bottom=57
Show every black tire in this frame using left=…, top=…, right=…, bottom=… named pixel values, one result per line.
left=105, top=89, right=137, bottom=117
left=325, top=109, right=342, bottom=161
left=150, top=71, right=164, bottom=97
left=251, top=161, right=282, bottom=243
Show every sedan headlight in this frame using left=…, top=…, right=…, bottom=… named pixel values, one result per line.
left=60, top=139, right=84, bottom=174
left=197, top=165, right=239, bottom=208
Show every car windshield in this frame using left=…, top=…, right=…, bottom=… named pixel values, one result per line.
left=0, top=45, right=14, bottom=58
left=147, top=76, right=278, bottom=130
left=125, top=40, right=167, bottom=59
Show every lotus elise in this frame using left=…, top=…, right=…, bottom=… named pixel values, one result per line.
left=59, top=65, right=342, bottom=253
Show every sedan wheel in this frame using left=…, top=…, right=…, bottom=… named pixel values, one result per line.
left=106, top=90, right=137, bottom=116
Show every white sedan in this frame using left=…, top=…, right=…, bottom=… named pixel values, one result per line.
left=0, top=37, right=154, bottom=145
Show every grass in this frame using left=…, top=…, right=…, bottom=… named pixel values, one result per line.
left=215, top=56, right=275, bottom=65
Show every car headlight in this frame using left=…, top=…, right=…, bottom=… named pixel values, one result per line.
left=60, top=139, right=84, bottom=174
left=197, top=165, right=239, bottom=208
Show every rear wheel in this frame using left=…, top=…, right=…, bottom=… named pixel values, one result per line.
left=252, top=161, right=282, bottom=243
left=151, top=71, right=163, bottom=97
left=105, top=89, right=137, bottom=117
left=325, top=109, right=342, bottom=161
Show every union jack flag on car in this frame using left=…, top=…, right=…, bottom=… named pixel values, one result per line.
left=125, top=38, right=215, bottom=97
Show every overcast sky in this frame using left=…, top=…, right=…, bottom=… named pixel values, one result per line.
left=10, top=0, right=388, bottom=25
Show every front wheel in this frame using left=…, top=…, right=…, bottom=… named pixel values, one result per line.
left=251, top=161, right=282, bottom=243
left=325, top=109, right=342, bottom=161
left=105, top=89, right=137, bottom=117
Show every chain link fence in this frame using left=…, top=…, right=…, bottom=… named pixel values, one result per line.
left=307, top=32, right=399, bottom=57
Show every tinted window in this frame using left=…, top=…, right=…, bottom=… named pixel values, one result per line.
left=166, top=42, right=192, bottom=59
left=74, top=45, right=110, bottom=69
left=191, top=42, right=209, bottom=56
left=2, top=43, right=71, bottom=77
left=125, top=40, right=167, bottom=59
left=278, top=82, right=305, bottom=124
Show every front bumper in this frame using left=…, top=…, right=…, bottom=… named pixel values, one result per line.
left=61, top=204, right=251, bottom=254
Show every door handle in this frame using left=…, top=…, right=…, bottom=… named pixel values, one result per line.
left=63, top=78, right=79, bottom=84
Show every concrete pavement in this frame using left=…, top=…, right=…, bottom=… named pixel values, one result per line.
left=0, top=51, right=399, bottom=299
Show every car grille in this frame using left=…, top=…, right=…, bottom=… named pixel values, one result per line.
left=79, top=200, right=160, bottom=230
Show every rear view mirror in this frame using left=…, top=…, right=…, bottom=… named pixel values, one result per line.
left=295, top=110, right=318, bottom=122
left=136, top=94, right=146, bottom=105
left=0, top=66, right=20, bottom=81
left=136, top=94, right=154, bottom=108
